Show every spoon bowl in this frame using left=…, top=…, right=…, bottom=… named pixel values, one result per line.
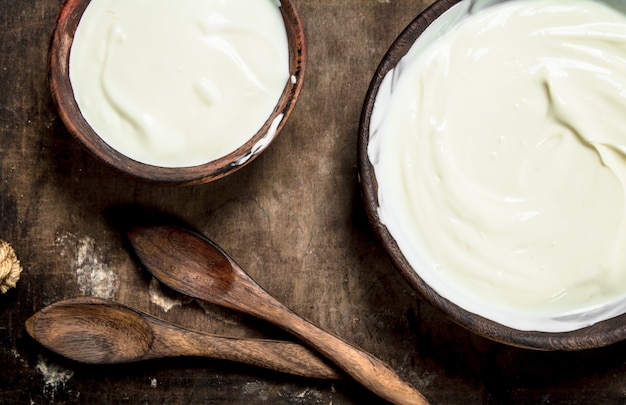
left=27, top=297, right=151, bottom=363
left=26, top=296, right=341, bottom=379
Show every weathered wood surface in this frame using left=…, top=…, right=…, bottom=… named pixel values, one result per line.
left=2, top=1, right=626, bottom=404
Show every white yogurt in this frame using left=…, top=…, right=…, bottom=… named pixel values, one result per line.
left=369, top=0, right=626, bottom=332
left=70, top=0, right=289, bottom=167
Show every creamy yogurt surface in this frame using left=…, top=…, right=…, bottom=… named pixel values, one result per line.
left=369, top=0, right=626, bottom=332
left=70, top=0, right=289, bottom=167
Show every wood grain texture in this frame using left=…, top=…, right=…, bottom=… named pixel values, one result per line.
left=128, top=226, right=428, bottom=404
left=3, top=0, right=626, bottom=404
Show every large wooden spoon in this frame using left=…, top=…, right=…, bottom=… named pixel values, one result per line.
left=128, top=226, right=429, bottom=405
left=25, top=296, right=340, bottom=379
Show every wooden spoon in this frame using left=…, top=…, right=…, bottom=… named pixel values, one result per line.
left=128, top=226, right=429, bottom=405
left=25, top=296, right=340, bottom=380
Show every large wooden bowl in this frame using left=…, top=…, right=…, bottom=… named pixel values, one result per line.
left=358, top=0, right=626, bottom=351
left=49, top=0, right=306, bottom=185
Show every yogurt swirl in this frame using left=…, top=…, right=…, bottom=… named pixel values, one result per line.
left=70, top=0, right=289, bottom=167
left=369, top=0, right=626, bottom=332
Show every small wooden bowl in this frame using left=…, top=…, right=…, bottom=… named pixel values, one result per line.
left=358, top=0, right=626, bottom=351
left=49, top=0, right=306, bottom=185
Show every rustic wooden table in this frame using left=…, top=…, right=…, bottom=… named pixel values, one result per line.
left=2, top=0, right=626, bottom=404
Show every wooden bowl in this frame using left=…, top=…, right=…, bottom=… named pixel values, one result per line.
left=49, top=0, right=306, bottom=185
left=358, top=0, right=626, bottom=351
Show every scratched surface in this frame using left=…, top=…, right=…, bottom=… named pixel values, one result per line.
left=2, top=1, right=626, bottom=404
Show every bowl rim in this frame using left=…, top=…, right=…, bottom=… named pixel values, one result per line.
left=49, top=0, right=306, bottom=186
left=357, top=0, right=626, bottom=350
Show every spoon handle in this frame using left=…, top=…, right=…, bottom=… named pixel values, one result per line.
left=144, top=316, right=342, bottom=379
left=223, top=262, right=429, bottom=405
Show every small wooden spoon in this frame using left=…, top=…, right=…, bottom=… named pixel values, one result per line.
left=128, top=226, right=429, bottom=405
left=25, top=296, right=340, bottom=380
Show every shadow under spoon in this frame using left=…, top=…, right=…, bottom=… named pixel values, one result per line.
left=25, top=296, right=341, bottom=379
left=128, top=225, right=429, bottom=405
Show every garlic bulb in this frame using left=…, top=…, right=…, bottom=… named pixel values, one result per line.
left=0, top=240, right=22, bottom=293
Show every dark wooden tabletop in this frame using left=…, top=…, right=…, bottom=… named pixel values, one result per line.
left=2, top=1, right=626, bottom=404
